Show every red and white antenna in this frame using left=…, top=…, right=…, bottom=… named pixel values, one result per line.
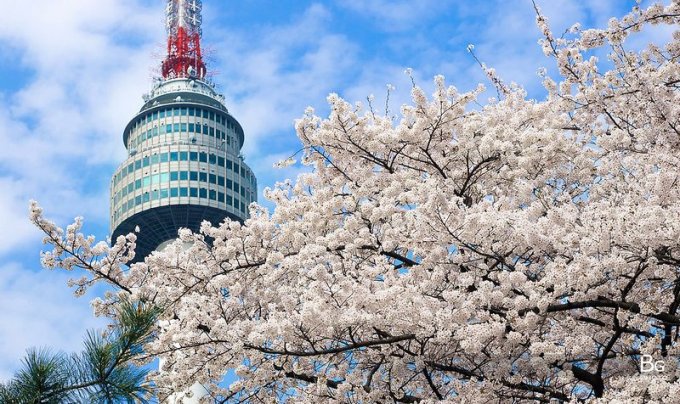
left=162, top=0, right=206, bottom=80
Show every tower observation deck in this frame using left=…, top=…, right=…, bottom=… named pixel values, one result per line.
left=111, top=0, right=256, bottom=263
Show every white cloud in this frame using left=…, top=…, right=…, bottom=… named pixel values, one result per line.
left=208, top=4, right=360, bottom=157
left=246, top=152, right=314, bottom=210
left=0, top=262, right=105, bottom=381
left=0, top=179, right=37, bottom=255
left=337, top=0, right=456, bottom=31
left=0, top=0, right=160, bottom=250
left=0, top=0, right=159, bottom=380
left=425, top=0, right=674, bottom=99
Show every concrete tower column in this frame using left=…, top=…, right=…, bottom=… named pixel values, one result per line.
left=111, top=78, right=255, bottom=401
left=110, top=4, right=256, bottom=400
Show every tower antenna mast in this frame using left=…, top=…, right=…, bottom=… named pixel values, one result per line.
left=162, top=0, right=206, bottom=80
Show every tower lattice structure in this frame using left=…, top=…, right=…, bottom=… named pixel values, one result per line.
left=111, top=0, right=256, bottom=262
left=162, top=0, right=206, bottom=79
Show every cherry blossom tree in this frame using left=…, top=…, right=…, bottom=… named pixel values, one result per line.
left=30, top=1, right=680, bottom=402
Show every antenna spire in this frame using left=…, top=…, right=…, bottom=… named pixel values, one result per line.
left=162, top=0, right=206, bottom=80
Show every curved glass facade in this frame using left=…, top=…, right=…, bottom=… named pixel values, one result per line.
left=110, top=78, right=256, bottom=261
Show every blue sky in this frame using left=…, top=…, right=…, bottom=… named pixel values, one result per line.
left=0, top=0, right=671, bottom=381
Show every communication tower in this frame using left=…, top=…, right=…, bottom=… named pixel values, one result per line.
left=110, top=0, right=257, bottom=262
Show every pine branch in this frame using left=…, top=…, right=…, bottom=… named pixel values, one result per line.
left=2, top=299, right=159, bottom=403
